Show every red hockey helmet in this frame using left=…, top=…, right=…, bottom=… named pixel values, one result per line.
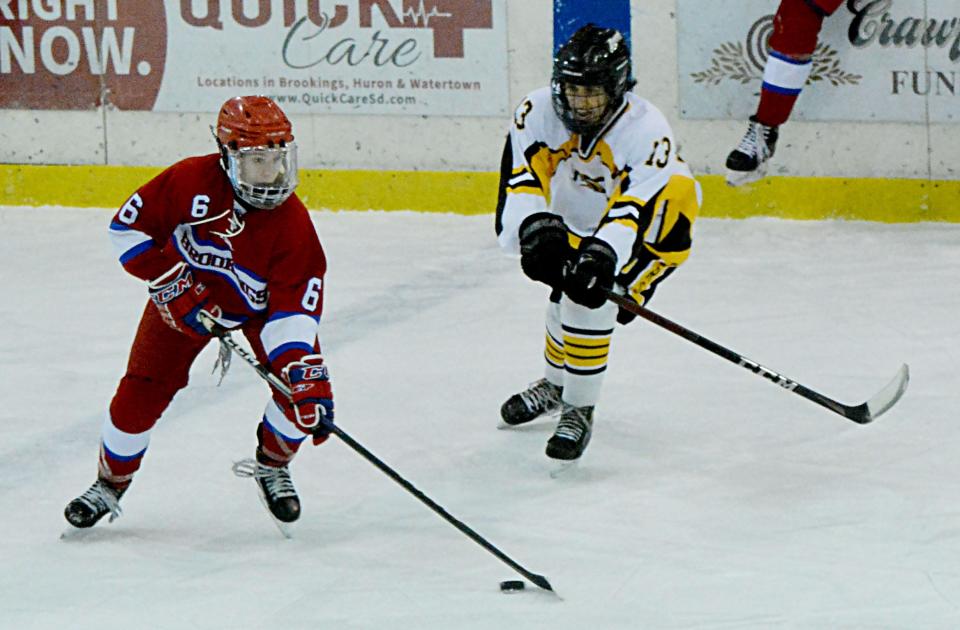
left=216, top=95, right=294, bottom=149
left=215, top=96, right=299, bottom=209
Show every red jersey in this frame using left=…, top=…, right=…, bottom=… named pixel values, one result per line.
left=109, top=153, right=327, bottom=366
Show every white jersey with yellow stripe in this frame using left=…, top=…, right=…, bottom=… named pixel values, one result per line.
left=496, top=87, right=701, bottom=275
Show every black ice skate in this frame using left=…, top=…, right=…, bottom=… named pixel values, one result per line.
left=233, top=457, right=300, bottom=536
left=545, top=403, right=594, bottom=461
left=500, top=378, right=563, bottom=426
left=725, top=116, right=779, bottom=186
left=64, top=478, right=126, bottom=528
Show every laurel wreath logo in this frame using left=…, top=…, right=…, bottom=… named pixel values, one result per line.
left=690, top=15, right=861, bottom=87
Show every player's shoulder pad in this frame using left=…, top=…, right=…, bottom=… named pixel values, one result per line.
left=609, top=94, right=674, bottom=159
left=510, top=87, right=556, bottom=135
left=152, top=153, right=223, bottom=189
left=137, top=153, right=223, bottom=204
left=621, top=94, right=672, bottom=138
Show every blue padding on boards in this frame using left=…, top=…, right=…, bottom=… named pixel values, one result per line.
left=554, top=0, right=631, bottom=53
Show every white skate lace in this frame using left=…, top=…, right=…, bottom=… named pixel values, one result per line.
left=519, top=379, right=562, bottom=414
left=77, top=480, right=123, bottom=522
left=232, top=458, right=297, bottom=499
left=736, top=120, right=772, bottom=160
left=554, top=407, right=591, bottom=442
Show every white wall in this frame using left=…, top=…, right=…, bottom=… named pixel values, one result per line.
left=1, top=1, right=957, bottom=181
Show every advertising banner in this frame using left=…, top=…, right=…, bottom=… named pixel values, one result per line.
left=0, top=0, right=509, bottom=116
left=678, top=0, right=959, bottom=122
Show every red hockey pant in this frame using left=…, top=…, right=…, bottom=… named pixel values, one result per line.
left=100, top=303, right=304, bottom=485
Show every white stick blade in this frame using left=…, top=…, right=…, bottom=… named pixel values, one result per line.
left=866, top=364, right=910, bottom=420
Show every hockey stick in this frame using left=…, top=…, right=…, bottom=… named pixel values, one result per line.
left=198, top=313, right=555, bottom=593
left=606, top=292, right=909, bottom=424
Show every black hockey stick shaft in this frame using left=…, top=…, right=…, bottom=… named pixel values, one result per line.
left=200, top=315, right=554, bottom=592
left=321, top=424, right=554, bottom=592
left=606, top=292, right=906, bottom=424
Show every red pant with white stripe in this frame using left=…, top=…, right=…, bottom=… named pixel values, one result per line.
left=98, top=303, right=306, bottom=487
left=757, top=0, right=845, bottom=126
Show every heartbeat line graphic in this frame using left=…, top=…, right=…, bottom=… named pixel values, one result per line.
left=402, top=0, right=452, bottom=26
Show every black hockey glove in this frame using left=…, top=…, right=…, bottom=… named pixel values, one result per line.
left=616, top=305, right=638, bottom=325
left=519, top=213, right=568, bottom=289
left=564, top=238, right=617, bottom=309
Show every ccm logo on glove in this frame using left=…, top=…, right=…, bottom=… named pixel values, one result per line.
left=283, top=355, right=334, bottom=443
left=152, top=274, right=195, bottom=304
left=147, top=262, right=216, bottom=338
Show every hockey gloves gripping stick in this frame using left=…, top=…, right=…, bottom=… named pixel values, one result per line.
left=519, top=213, right=569, bottom=289
left=564, top=238, right=617, bottom=309
left=148, top=262, right=217, bottom=339
left=283, top=355, right=335, bottom=445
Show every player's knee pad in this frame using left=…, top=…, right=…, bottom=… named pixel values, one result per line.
left=109, top=374, right=185, bottom=433
left=769, top=0, right=828, bottom=58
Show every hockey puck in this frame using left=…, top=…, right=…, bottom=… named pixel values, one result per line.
left=499, top=580, right=525, bottom=592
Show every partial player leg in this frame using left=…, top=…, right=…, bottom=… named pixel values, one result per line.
left=545, top=296, right=617, bottom=460
left=65, top=303, right=209, bottom=528
left=231, top=403, right=306, bottom=524
left=725, top=117, right=779, bottom=186
left=726, top=0, right=832, bottom=185
left=501, top=292, right=564, bottom=426
left=547, top=403, right=595, bottom=461
left=232, top=321, right=313, bottom=524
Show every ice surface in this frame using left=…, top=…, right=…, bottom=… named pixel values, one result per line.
left=0, top=207, right=957, bottom=629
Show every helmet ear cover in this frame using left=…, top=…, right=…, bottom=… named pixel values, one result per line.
left=551, top=23, right=636, bottom=136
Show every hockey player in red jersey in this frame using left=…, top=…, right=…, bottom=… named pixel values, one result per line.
left=64, top=96, right=334, bottom=530
left=725, top=0, right=844, bottom=185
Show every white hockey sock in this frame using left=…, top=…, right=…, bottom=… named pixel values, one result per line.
left=559, top=297, right=617, bottom=407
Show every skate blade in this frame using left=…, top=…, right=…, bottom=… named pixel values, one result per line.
left=725, top=165, right=767, bottom=187
left=60, top=526, right=90, bottom=540
left=255, top=488, right=294, bottom=540
left=59, top=524, right=110, bottom=541
left=497, top=420, right=541, bottom=430
left=498, top=408, right=561, bottom=430
left=548, top=458, right=581, bottom=479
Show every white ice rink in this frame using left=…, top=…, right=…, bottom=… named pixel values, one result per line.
left=0, top=206, right=957, bottom=629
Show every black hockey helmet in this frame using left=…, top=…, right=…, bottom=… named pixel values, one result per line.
left=551, top=23, right=636, bottom=136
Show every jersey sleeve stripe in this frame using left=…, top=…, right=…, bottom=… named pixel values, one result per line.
left=262, top=312, right=320, bottom=358
left=267, top=310, right=321, bottom=324
left=645, top=201, right=666, bottom=244
left=118, top=239, right=156, bottom=264
left=507, top=184, right=547, bottom=197
left=110, top=224, right=156, bottom=263
left=267, top=340, right=315, bottom=364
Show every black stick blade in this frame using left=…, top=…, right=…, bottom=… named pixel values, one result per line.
left=527, top=572, right=554, bottom=592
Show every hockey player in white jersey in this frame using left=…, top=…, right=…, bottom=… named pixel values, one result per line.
left=496, top=23, right=702, bottom=461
